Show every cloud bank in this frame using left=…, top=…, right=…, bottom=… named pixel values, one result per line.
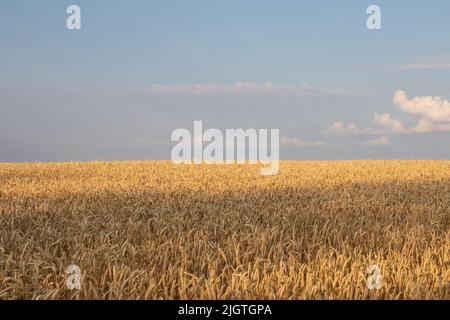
left=149, top=82, right=368, bottom=97
left=359, top=136, right=391, bottom=146
left=280, top=136, right=324, bottom=147
left=402, top=63, right=450, bottom=70
left=325, top=122, right=368, bottom=136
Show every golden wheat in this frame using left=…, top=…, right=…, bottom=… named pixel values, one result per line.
left=0, top=160, right=449, bottom=299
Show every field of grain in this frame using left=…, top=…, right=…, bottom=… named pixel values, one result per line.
left=0, top=160, right=449, bottom=299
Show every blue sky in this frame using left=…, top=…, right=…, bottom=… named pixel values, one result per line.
left=1, top=1, right=450, bottom=161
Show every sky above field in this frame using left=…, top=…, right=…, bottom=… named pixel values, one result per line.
left=1, top=0, right=450, bottom=161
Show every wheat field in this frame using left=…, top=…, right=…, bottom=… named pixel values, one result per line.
left=0, top=160, right=449, bottom=299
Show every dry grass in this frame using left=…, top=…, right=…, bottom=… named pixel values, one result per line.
left=0, top=160, right=449, bottom=299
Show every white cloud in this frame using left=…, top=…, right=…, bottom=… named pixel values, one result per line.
left=325, top=122, right=367, bottom=136
left=280, top=136, right=324, bottom=147
left=149, top=82, right=368, bottom=97
left=392, top=90, right=450, bottom=133
left=393, top=90, right=450, bottom=123
left=373, top=113, right=406, bottom=133
left=359, top=136, right=390, bottom=146
left=328, top=91, right=450, bottom=138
